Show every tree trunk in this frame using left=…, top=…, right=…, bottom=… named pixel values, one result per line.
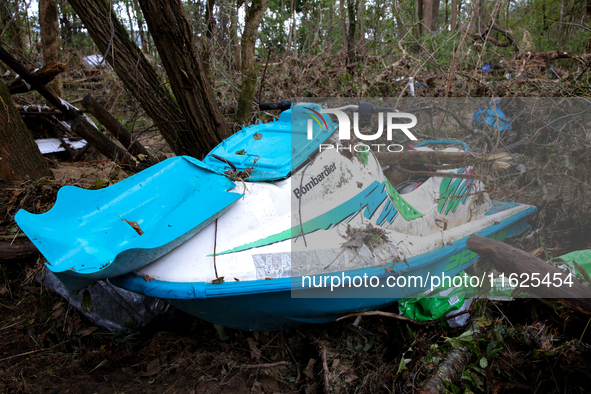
left=218, top=2, right=230, bottom=68
left=125, top=0, right=136, bottom=45
left=40, top=0, right=62, bottom=97
left=236, top=0, right=268, bottom=126
left=0, top=81, right=52, bottom=182
left=474, top=0, right=484, bottom=34
left=202, top=0, right=216, bottom=80
left=445, top=0, right=448, bottom=29
left=328, top=1, right=334, bottom=41
left=67, top=0, right=215, bottom=158
left=188, top=0, right=201, bottom=35
left=424, top=0, right=440, bottom=31
left=346, top=0, right=357, bottom=73
left=424, top=0, right=433, bottom=30
left=0, top=1, right=26, bottom=53
left=58, top=0, right=73, bottom=47
left=557, top=0, right=565, bottom=46
left=416, top=0, right=423, bottom=35
left=285, top=0, right=296, bottom=56
left=450, top=0, right=457, bottom=31
left=356, top=0, right=365, bottom=48
left=132, top=0, right=149, bottom=54
left=230, top=0, right=241, bottom=71
left=339, top=0, right=348, bottom=50
left=138, top=0, right=229, bottom=155
left=431, top=0, right=440, bottom=31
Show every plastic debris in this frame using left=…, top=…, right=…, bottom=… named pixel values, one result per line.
left=472, top=105, right=512, bottom=132
left=82, top=54, right=108, bottom=69
left=39, top=266, right=174, bottom=331
left=35, top=138, right=87, bottom=154
left=399, top=286, right=472, bottom=328
left=399, top=250, right=591, bottom=327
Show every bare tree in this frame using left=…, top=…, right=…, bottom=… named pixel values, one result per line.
left=356, top=0, right=365, bottom=48
left=67, top=0, right=227, bottom=158
left=138, top=0, right=230, bottom=152
left=450, top=0, right=458, bottom=32
left=236, top=0, right=268, bottom=126
left=0, top=81, right=52, bottom=182
left=346, top=0, right=357, bottom=71
left=39, top=0, right=62, bottom=96
left=423, top=0, right=440, bottom=31
left=132, top=0, right=149, bottom=54
left=229, top=0, right=242, bottom=71
left=339, top=0, right=348, bottom=50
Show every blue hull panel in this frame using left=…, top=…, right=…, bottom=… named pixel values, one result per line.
left=203, top=105, right=337, bottom=181
left=170, top=295, right=398, bottom=331
left=110, top=205, right=536, bottom=331
left=16, top=157, right=242, bottom=292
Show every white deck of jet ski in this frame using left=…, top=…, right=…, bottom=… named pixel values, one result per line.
left=132, top=147, right=529, bottom=284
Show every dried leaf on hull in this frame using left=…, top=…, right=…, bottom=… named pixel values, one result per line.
left=142, top=274, right=155, bottom=282
left=224, top=157, right=260, bottom=181
left=341, top=224, right=389, bottom=250
left=116, top=213, right=144, bottom=235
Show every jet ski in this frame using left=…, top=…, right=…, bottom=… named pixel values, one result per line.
left=16, top=101, right=536, bottom=331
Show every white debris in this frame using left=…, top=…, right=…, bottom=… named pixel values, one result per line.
left=82, top=54, right=106, bottom=69
left=35, top=138, right=87, bottom=154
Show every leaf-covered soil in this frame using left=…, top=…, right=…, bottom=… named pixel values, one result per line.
left=3, top=49, right=591, bottom=392
left=2, top=257, right=591, bottom=394
left=2, top=136, right=591, bottom=392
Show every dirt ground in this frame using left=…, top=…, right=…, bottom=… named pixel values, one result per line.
left=2, top=149, right=591, bottom=393
left=3, top=58, right=591, bottom=392
left=2, top=255, right=591, bottom=394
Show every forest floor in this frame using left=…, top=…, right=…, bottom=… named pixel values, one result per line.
left=2, top=50, right=591, bottom=393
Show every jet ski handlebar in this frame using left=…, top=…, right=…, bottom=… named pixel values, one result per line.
left=259, top=100, right=397, bottom=119
left=259, top=99, right=292, bottom=111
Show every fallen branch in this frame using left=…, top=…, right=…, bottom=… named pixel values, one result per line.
left=7, top=62, right=67, bottom=94
left=319, top=342, right=330, bottom=393
left=373, top=151, right=483, bottom=166
left=419, top=307, right=491, bottom=394
left=419, top=340, right=473, bottom=394
left=466, top=234, right=591, bottom=315
left=499, top=139, right=525, bottom=153
left=0, top=242, right=39, bottom=262
left=81, top=94, right=158, bottom=165
left=395, top=166, right=488, bottom=182
left=515, top=50, right=571, bottom=63
left=70, top=117, right=144, bottom=173
left=0, top=44, right=145, bottom=173
left=407, top=106, right=494, bottom=151
left=337, top=309, right=471, bottom=325
left=470, top=22, right=518, bottom=50
left=239, top=361, right=290, bottom=369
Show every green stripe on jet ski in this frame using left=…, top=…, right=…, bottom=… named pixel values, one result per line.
left=383, top=178, right=423, bottom=220
left=212, top=180, right=394, bottom=256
